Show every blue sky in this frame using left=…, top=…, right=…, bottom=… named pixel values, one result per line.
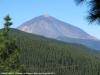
left=0, top=0, right=100, bottom=39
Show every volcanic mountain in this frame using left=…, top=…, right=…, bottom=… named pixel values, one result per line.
left=18, top=14, right=100, bottom=50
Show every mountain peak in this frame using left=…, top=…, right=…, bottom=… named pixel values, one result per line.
left=18, top=15, right=96, bottom=40
left=18, top=15, right=100, bottom=50
left=42, top=12, right=49, bottom=17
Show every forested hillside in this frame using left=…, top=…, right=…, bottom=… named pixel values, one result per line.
left=0, top=28, right=100, bottom=75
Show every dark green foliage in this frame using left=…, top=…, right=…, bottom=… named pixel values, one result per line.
left=3, top=15, right=12, bottom=37
left=75, top=0, right=100, bottom=23
left=2, top=28, right=100, bottom=75
left=0, top=15, right=24, bottom=74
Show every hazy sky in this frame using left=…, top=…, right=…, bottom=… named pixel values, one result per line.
left=0, top=0, right=100, bottom=39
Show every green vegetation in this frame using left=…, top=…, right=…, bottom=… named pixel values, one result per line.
left=0, top=28, right=99, bottom=75
left=0, top=15, right=100, bottom=74
left=0, top=15, right=24, bottom=74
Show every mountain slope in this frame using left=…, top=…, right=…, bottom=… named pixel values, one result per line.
left=1, top=28, right=100, bottom=75
left=18, top=15, right=95, bottom=39
left=18, top=15, right=100, bottom=50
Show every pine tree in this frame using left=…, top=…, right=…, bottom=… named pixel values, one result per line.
left=75, top=0, right=100, bottom=23
left=0, top=15, right=25, bottom=74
